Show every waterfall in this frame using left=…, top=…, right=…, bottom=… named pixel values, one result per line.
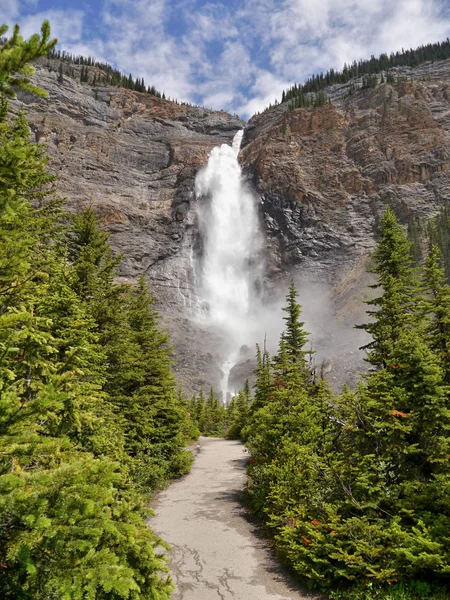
left=195, top=130, right=264, bottom=399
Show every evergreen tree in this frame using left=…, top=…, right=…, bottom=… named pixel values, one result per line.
left=250, top=343, right=272, bottom=412
left=226, top=386, right=252, bottom=439
left=357, top=207, right=419, bottom=369
left=203, top=387, right=226, bottom=436
left=193, top=389, right=206, bottom=432
left=66, top=206, right=123, bottom=332
left=281, top=280, right=311, bottom=367
left=121, top=278, right=193, bottom=490
left=0, top=21, right=56, bottom=100
left=0, top=109, right=61, bottom=304
left=428, top=204, right=450, bottom=283
left=0, top=21, right=184, bottom=597
left=243, top=242, right=450, bottom=596
left=422, top=245, right=450, bottom=382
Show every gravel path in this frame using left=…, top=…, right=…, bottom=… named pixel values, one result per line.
left=150, top=436, right=314, bottom=600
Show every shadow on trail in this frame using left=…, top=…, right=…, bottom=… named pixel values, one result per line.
left=228, top=456, right=249, bottom=468
left=243, top=510, right=319, bottom=598
left=211, top=489, right=318, bottom=598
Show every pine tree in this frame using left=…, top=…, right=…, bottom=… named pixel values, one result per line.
left=245, top=284, right=314, bottom=459
left=280, top=280, right=311, bottom=372
left=194, top=389, right=206, bottom=432
left=250, top=343, right=272, bottom=412
left=203, top=387, right=225, bottom=436
left=66, top=206, right=123, bottom=330
left=0, top=21, right=56, bottom=100
left=422, top=245, right=450, bottom=382
left=0, top=22, right=180, bottom=598
left=0, top=110, right=61, bottom=304
left=242, top=242, right=450, bottom=593
left=357, top=207, right=419, bottom=369
left=427, top=205, right=450, bottom=282
left=121, top=277, right=193, bottom=490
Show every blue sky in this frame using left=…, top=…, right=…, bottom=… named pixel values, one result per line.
left=4, top=0, right=450, bottom=118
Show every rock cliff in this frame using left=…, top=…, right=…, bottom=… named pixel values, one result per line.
left=241, top=66, right=450, bottom=284
left=14, top=61, right=244, bottom=393
left=15, top=58, right=450, bottom=393
left=237, top=63, right=450, bottom=387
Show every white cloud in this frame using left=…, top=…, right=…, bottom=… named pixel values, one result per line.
left=259, top=0, right=450, bottom=79
left=6, top=0, right=450, bottom=119
left=3, top=0, right=39, bottom=25
left=2, top=0, right=21, bottom=22
left=19, top=9, right=85, bottom=44
left=238, top=70, right=291, bottom=117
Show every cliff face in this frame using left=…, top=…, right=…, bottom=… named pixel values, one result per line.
left=237, top=67, right=450, bottom=387
left=15, top=59, right=450, bottom=393
left=15, top=64, right=245, bottom=394
left=241, top=67, right=450, bottom=285
left=16, top=62, right=243, bottom=298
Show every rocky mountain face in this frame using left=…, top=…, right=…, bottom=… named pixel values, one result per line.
left=15, top=58, right=450, bottom=394
left=242, top=66, right=450, bottom=281
left=238, top=62, right=450, bottom=387
left=14, top=61, right=244, bottom=393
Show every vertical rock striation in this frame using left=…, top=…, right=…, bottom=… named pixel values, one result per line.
left=15, top=59, right=450, bottom=393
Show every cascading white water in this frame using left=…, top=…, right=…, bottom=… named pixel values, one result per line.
left=195, top=130, right=264, bottom=399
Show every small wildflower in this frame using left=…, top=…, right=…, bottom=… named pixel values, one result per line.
left=301, top=536, right=312, bottom=545
left=392, top=409, right=408, bottom=418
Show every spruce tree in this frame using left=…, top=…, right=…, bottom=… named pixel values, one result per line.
left=278, top=280, right=311, bottom=379
left=0, top=21, right=56, bottom=100
left=193, top=389, right=206, bottom=432
left=122, top=278, right=193, bottom=489
left=422, top=245, right=450, bottom=382
left=358, top=207, right=419, bottom=369
left=250, top=343, right=272, bottom=412
left=0, top=22, right=177, bottom=598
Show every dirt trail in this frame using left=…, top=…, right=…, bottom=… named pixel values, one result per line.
left=150, top=437, right=314, bottom=600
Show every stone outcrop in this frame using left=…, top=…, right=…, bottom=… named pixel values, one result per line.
left=238, top=62, right=450, bottom=387
left=14, top=58, right=450, bottom=393
left=14, top=63, right=244, bottom=394
left=241, top=69, right=450, bottom=284
left=16, top=62, right=243, bottom=293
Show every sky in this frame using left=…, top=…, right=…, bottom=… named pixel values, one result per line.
left=4, top=0, right=450, bottom=119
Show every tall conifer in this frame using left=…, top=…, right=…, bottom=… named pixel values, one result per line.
left=358, top=207, right=419, bottom=369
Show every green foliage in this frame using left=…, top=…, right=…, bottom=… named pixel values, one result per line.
left=0, top=454, right=173, bottom=600
left=0, top=21, right=192, bottom=598
left=427, top=204, right=450, bottom=283
left=362, top=74, right=379, bottom=89
left=357, top=207, right=419, bottom=369
left=189, top=387, right=227, bottom=437
left=407, top=217, right=424, bottom=265
left=0, top=21, right=56, bottom=99
left=225, top=382, right=252, bottom=439
left=47, top=47, right=163, bottom=97
left=279, top=37, right=450, bottom=107
left=244, top=211, right=450, bottom=597
left=422, top=245, right=450, bottom=383
left=66, top=209, right=194, bottom=493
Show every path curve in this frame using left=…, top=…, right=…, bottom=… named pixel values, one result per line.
left=150, top=437, right=314, bottom=600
